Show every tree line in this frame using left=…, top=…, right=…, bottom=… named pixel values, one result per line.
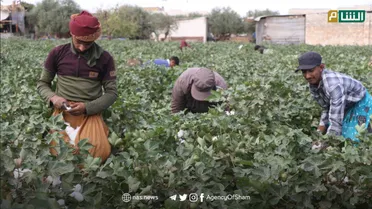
left=20, top=0, right=279, bottom=40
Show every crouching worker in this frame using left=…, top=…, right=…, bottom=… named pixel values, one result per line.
left=153, top=56, right=180, bottom=68
left=36, top=11, right=117, bottom=163
left=171, top=68, right=228, bottom=114
left=296, top=51, right=372, bottom=142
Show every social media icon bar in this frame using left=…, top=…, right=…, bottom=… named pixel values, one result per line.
left=170, top=193, right=204, bottom=202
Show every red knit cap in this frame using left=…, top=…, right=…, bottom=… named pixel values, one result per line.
left=69, top=11, right=101, bottom=42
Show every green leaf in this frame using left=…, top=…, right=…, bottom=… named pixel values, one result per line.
left=84, top=155, right=101, bottom=171
left=197, top=137, right=206, bottom=147
left=128, top=176, right=140, bottom=193
left=77, top=138, right=94, bottom=151
left=183, top=157, right=194, bottom=170
left=139, top=185, right=152, bottom=195
left=48, top=161, right=74, bottom=176
left=319, top=201, right=332, bottom=209
left=302, top=162, right=314, bottom=172
left=164, top=199, right=181, bottom=209
left=108, top=131, right=122, bottom=146
left=96, top=171, right=109, bottom=179
left=350, top=196, right=359, bottom=205
left=93, top=191, right=103, bottom=206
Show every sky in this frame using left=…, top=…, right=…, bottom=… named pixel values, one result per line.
left=2, top=0, right=372, bottom=16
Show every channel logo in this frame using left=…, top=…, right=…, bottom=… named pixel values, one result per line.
left=328, top=10, right=365, bottom=23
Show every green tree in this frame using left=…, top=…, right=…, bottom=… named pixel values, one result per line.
left=96, top=7, right=138, bottom=39
left=20, top=2, right=35, bottom=34
left=96, top=5, right=153, bottom=39
left=174, top=12, right=205, bottom=21
left=208, top=7, right=243, bottom=40
left=243, top=9, right=280, bottom=34
left=27, top=0, right=80, bottom=37
left=245, top=9, right=279, bottom=18
left=149, top=13, right=177, bottom=41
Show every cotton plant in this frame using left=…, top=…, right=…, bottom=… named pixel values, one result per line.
left=70, top=184, right=84, bottom=202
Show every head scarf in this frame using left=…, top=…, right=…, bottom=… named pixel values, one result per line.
left=69, top=11, right=101, bottom=42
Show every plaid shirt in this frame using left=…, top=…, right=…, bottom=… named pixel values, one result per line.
left=309, top=69, right=366, bottom=135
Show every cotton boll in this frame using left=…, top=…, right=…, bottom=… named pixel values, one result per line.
left=52, top=176, right=62, bottom=187
left=343, top=176, right=349, bottom=183
left=312, top=144, right=322, bottom=150
left=46, top=176, right=53, bottom=184
left=212, top=136, right=218, bottom=141
left=65, top=125, right=81, bottom=145
left=70, top=191, right=84, bottom=202
left=311, top=141, right=323, bottom=150
left=57, top=199, right=65, bottom=206
left=73, top=184, right=82, bottom=192
left=177, top=130, right=184, bottom=138
left=13, top=168, right=32, bottom=179
left=13, top=169, right=21, bottom=179
left=70, top=184, right=84, bottom=202
left=225, top=111, right=235, bottom=116
left=46, top=175, right=61, bottom=187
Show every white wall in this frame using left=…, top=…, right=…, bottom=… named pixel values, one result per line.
left=169, top=17, right=208, bottom=42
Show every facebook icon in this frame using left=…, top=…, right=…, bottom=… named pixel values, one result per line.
left=200, top=193, right=204, bottom=202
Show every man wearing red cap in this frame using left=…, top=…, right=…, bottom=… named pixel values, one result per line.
left=37, top=11, right=117, bottom=163
left=171, top=68, right=227, bottom=113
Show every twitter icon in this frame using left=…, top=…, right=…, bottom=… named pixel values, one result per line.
left=179, top=194, right=187, bottom=201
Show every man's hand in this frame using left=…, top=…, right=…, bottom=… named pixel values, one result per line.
left=68, top=102, right=86, bottom=116
left=317, top=125, right=327, bottom=134
left=50, top=95, right=67, bottom=109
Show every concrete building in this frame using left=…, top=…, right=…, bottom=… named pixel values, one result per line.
left=168, top=16, right=208, bottom=42
left=152, top=16, right=208, bottom=42
left=255, top=14, right=306, bottom=45
left=255, top=5, right=372, bottom=46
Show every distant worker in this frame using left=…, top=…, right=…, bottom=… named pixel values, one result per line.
left=296, top=51, right=372, bottom=142
left=171, top=68, right=228, bottom=114
left=254, top=45, right=267, bottom=54
left=180, top=40, right=191, bottom=51
left=152, top=56, right=180, bottom=68
left=252, top=32, right=256, bottom=43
